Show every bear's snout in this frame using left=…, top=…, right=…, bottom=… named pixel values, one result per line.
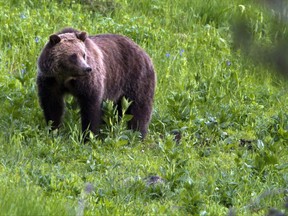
left=85, top=67, right=92, bottom=72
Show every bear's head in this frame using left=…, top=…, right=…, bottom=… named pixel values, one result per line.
left=47, top=31, right=92, bottom=78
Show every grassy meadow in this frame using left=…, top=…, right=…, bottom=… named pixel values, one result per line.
left=1, top=0, right=288, bottom=215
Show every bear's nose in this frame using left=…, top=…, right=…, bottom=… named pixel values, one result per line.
left=85, top=67, right=92, bottom=72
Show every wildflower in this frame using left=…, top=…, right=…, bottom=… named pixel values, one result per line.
left=145, top=175, right=164, bottom=186
left=226, top=61, right=231, bottom=66
left=180, top=49, right=184, bottom=56
left=20, top=13, right=26, bottom=19
left=165, top=53, right=170, bottom=58
left=21, top=64, right=26, bottom=75
left=35, top=37, right=40, bottom=43
left=84, top=182, right=94, bottom=194
left=21, top=68, right=26, bottom=75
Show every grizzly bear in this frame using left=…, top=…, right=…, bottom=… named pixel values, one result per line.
left=37, top=28, right=156, bottom=139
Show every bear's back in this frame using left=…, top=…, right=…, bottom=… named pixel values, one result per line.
left=89, top=34, right=152, bottom=74
left=87, top=34, right=154, bottom=102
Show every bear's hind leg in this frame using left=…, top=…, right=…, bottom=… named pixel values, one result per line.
left=127, top=102, right=153, bottom=139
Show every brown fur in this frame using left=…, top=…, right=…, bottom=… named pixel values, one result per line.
left=37, top=28, right=156, bottom=139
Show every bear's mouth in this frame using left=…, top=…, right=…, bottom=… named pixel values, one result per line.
left=64, top=76, right=86, bottom=87
left=70, top=73, right=90, bottom=78
left=64, top=74, right=88, bottom=82
left=73, top=74, right=88, bottom=77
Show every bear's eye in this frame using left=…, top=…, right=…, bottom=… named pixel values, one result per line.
left=69, top=54, right=78, bottom=63
left=83, top=54, right=86, bottom=59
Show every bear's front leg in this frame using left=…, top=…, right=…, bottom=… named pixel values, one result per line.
left=37, top=76, right=65, bottom=130
left=77, top=95, right=102, bottom=138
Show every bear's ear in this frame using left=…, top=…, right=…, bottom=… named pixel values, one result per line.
left=76, top=31, right=88, bottom=42
left=49, top=34, right=61, bottom=45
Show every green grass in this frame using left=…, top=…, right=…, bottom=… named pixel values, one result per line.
left=1, top=0, right=288, bottom=215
